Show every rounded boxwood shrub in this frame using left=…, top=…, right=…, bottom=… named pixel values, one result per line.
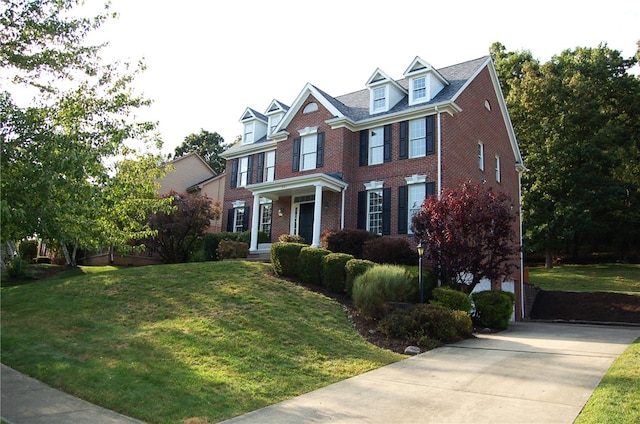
left=345, top=259, right=376, bottom=296
left=271, top=242, right=306, bottom=277
left=472, top=290, right=515, bottom=330
left=278, top=234, right=306, bottom=243
left=430, top=287, right=473, bottom=313
left=217, top=240, right=249, bottom=259
left=322, top=253, right=354, bottom=293
left=362, top=237, right=419, bottom=265
left=352, top=265, right=416, bottom=318
left=298, top=247, right=331, bottom=285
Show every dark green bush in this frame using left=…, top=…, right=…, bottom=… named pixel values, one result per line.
left=472, top=290, right=515, bottom=330
left=321, top=229, right=378, bottom=259
left=298, top=247, right=331, bottom=285
left=362, top=237, right=419, bottom=265
left=217, top=240, right=249, bottom=259
left=345, top=259, right=376, bottom=296
left=278, top=234, right=306, bottom=244
left=18, top=240, right=38, bottom=262
left=378, top=304, right=473, bottom=346
left=271, top=242, right=306, bottom=277
left=352, top=265, right=416, bottom=318
left=430, top=287, right=473, bottom=313
left=322, top=253, right=354, bottom=293
left=7, top=254, right=27, bottom=278
left=237, top=230, right=270, bottom=244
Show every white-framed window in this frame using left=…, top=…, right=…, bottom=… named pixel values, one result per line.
left=260, top=200, right=272, bottom=235
left=237, top=157, right=248, bottom=187
left=369, top=127, right=384, bottom=165
left=233, top=207, right=245, bottom=233
left=495, top=154, right=501, bottom=182
left=412, top=76, right=426, bottom=101
left=409, top=119, right=426, bottom=158
left=408, top=184, right=424, bottom=234
left=264, top=151, right=275, bottom=182
left=301, top=134, right=317, bottom=171
left=368, top=189, right=383, bottom=235
left=243, top=122, right=254, bottom=144
left=373, top=86, right=386, bottom=111
left=478, top=142, right=485, bottom=171
left=268, top=114, right=281, bottom=135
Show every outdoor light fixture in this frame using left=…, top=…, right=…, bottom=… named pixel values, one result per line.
left=417, top=242, right=425, bottom=303
left=278, top=207, right=284, bottom=217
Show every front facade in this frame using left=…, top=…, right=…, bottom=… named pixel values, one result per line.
left=221, top=56, right=525, bottom=317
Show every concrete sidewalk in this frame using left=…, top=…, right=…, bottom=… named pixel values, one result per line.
left=1, top=322, right=638, bottom=424
left=222, top=322, right=640, bottom=423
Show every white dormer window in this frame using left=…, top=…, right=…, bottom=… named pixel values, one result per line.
left=373, top=87, right=386, bottom=111
left=243, top=122, right=254, bottom=144
left=412, top=77, right=426, bottom=101
left=268, top=114, right=282, bottom=135
left=404, top=56, right=448, bottom=106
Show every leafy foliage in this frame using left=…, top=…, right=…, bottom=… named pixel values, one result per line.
left=172, top=129, right=227, bottom=174
left=321, top=229, right=378, bottom=259
left=147, top=191, right=220, bottom=263
left=345, top=259, right=376, bottom=296
left=412, top=180, right=519, bottom=293
left=472, top=290, right=515, bottom=330
left=430, top=287, right=473, bottom=313
left=352, top=265, right=416, bottom=318
left=362, top=237, right=418, bottom=265
left=298, top=247, right=331, bottom=285
left=270, top=242, right=305, bottom=277
left=322, top=253, right=354, bottom=293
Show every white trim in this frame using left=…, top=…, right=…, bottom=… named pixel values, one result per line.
left=405, top=174, right=427, bottom=185
left=364, top=180, right=384, bottom=190
left=232, top=200, right=246, bottom=208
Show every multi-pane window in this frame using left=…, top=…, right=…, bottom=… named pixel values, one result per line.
left=368, top=189, right=383, bottom=235
left=260, top=202, right=272, bottom=235
left=264, top=151, right=275, bottom=182
left=413, top=77, right=426, bottom=101
left=495, top=154, right=501, bottom=182
left=269, top=115, right=281, bottom=135
left=233, top=208, right=245, bottom=233
left=373, top=87, right=386, bottom=111
left=237, top=157, right=248, bottom=187
left=301, top=135, right=317, bottom=171
left=243, top=122, right=254, bottom=144
left=407, top=184, right=424, bottom=234
left=369, top=128, right=384, bottom=165
left=478, top=142, right=485, bottom=171
left=409, top=119, right=426, bottom=158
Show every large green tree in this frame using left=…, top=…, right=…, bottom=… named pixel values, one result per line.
left=1, top=0, right=169, bottom=265
left=491, top=42, right=640, bottom=266
left=172, top=129, right=226, bottom=174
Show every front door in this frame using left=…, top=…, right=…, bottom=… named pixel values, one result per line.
left=298, top=202, right=314, bottom=245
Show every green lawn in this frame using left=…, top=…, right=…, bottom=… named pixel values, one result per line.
left=1, top=262, right=402, bottom=423
left=528, top=263, right=640, bottom=295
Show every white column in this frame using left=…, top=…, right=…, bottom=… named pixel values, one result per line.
left=250, top=194, right=260, bottom=252
left=312, top=184, right=323, bottom=247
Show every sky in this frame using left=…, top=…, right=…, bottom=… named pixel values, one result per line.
left=87, top=0, right=639, bottom=156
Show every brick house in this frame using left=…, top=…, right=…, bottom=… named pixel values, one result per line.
left=221, top=56, right=526, bottom=318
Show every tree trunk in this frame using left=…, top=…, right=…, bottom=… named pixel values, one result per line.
left=544, top=248, right=553, bottom=269
left=61, top=244, right=72, bottom=266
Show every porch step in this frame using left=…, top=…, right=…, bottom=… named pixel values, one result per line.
left=246, top=251, right=271, bottom=262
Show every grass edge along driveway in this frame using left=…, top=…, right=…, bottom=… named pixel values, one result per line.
left=1, top=261, right=402, bottom=423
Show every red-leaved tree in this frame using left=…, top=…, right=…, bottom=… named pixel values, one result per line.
left=411, top=180, right=520, bottom=294
left=148, top=191, right=220, bottom=263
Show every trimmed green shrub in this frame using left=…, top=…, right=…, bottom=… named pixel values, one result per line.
left=18, top=240, right=38, bottom=262
left=278, top=234, right=306, bottom=244
left=362, top=237, right=419, bottom=265
left=237, top=230, right=270, bottom=244
left=321, top=229, right=378, bottom=259
left=378, top=304, right=473, bottom=346
left=472, top=290, right=515, bottom=330
left=430, top=287, right=473, bottom=313
left=271, top=242, right=306, bottom=277
left=298, top=247, right=331, bottom=285
left=322, top=253, right=354, bottom=293
left=352, top=265, right=416, bottom=318
left=7, top=254, right=27, bottom=278
left=217, top=240, right=249, bottom=259
left=345, top=259, right=376, bottom=296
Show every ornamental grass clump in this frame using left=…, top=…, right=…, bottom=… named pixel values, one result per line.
left=352, top=265, right=416, bottom=318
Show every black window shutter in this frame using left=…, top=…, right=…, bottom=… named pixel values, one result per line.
left=256, top=152, right=265, bottom=183
left=242, top=207, right=250, bottom=231
left=316, top=132, right=325, bottom=168
left=382, top=187, right=391, bottom=235
left=292, top=138, right=300, bottom=172
left=426, top=115, right=435, bottom=155
left=359, top=130, right=368, bottom=166
left=398, top=185, right=408, bottom=234
left=357, top=191, right=366, bottom=229
left=230, top=159, right=238, bottom=188
left=426, top=181, right=436, bottom=197
left=383, top=124, right=392, bottom=162
left=226, top=208, right=234, bottom=231
left=399, top=121, right=408, bottom=159
left=247, top=155, right=254, bottom=185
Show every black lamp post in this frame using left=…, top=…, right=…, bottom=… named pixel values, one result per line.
left=417, top=242, right=425, bottom=303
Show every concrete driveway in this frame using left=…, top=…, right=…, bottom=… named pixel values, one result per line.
left=222, top=322, right=640, bottom=424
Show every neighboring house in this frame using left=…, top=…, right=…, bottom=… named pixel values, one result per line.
left=220, top=56, right=526, bottom=318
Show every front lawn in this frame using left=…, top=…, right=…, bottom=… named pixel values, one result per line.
left=1, top=261, right=402, bottom=423
left=528, top=263, right=640, bottom=295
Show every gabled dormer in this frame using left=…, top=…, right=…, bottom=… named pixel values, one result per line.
left=264, top=100, right=289, bottom=137
left=239, top=107, right=268, bottom=144
left=403, top=56, right=449, bottom=106
left=366, top=68, right=407, bottom=115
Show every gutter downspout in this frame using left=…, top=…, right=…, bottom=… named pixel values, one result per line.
left=517, top=166, right=525, bottom=319
left=436, top=106, right=442, bottom=199
left=340, top=186, right=347, bottom=230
